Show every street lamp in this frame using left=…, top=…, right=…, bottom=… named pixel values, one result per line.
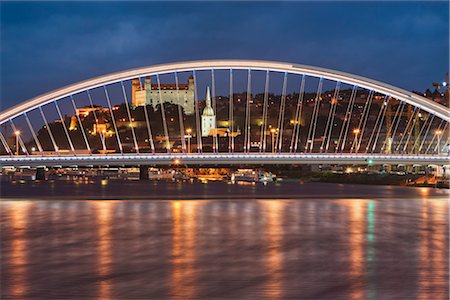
left=270, top=128, right=277, bottom=153
left=14, top=131, right=20, bottom=156
left=436, top=130, right=442, bottom=155
left=352, top=128, right=360, bottom=152
left=185, top=128, right=192, bottom=153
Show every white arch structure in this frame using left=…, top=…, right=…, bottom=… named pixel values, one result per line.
left=1, top=60, right=449, bottom=123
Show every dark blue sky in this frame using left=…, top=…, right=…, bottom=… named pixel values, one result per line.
left=1, top=1, right=448, bottom=110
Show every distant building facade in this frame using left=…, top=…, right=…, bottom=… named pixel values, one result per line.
left=201, top=86, right=216, bottom=137
left=132, top=76, right=195, bottom=115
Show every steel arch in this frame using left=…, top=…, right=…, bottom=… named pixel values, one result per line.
left=1, top=60, right=449, bottom=124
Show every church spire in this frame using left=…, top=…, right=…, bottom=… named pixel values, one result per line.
left=201, top=86, right=216, bottom=137
left=206, top=86, right=212, bottom=108
left=202, top=86, right=215, bottom=116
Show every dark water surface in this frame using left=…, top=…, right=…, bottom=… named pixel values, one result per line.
left=1, top=181, right=449, bottom=299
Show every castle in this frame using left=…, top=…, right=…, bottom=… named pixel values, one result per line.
left=131, top=76, right=195, bottom=115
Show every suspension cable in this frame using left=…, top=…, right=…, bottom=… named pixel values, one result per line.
left=370, top=98, right=390, bottom=153
left=365, top=95, right=388, bottom=153
left=291, top=75, right=306, bottom=153
left=381, top=100, right=405, bottom=153
left=338, top=86, right=358, bottom=153
left=396, top=106, right=418, bottom=152
left=276, top=72, right=288, bottom=152
left=54, top=100, right=75, bottom=154
left=24, top=112, right=43, bottom=153
left=432, top=123, right=448, bottom=154
left=156, top=74, right=171, bottom=153
left=229, top=69, right=234, bottom=153
left=335, top=86, right=356, bottom=152
left=244, top=69, right=252, bottom=152
left=9, top=119, right=29, bottom=155
left=425, top=120, right=446, bottom=154
left=306, top=78, right=323, bottom=152
left=192, top=70, right=202, bottom=153
left=103, top=85, right=123, bottom=154
left=174, top=72, right=186, bottom=153
left=418, top=114, right=435, bottom=153
left=320, top=81, right=341, bottom=152
left=411, top=112, right=431, bottom=154
left=402, top=108, right=421, bottom=153
left=260, top=70, right=270, bottom=153
left=39, top=106, right=59, bottom=153
left=70, top=95, right=91, bottom=154
left=86, top=90, right=106, bottom=153
left=0, top=131, right=12, bottom=155
left=139, top=77, right=155, bottom=153
left=211, top=69, right=218, bottom=153
left=120, top=81, right=139, bottom=153
left=355, top=90, right=374, bottom=153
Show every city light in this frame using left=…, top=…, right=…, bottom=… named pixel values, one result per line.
left=353, top=128, right=360, bottom=135
left=14, top=131, right=21, bottom=156
left=185, top=128, right=192, bottom=153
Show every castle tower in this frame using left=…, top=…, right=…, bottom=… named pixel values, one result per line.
left=131, top=79, right=141, bottom=106
left=201, top=86, right=216, bottom=137
left=145, top=76, right=152, bottom=106
left=69, top=115, right=77, bottom=130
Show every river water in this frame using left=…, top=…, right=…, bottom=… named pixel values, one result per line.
left=1, top=181, right=449, bottom=299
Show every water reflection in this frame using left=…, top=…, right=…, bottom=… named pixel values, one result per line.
left=418, top=198, right=449, bottom=300
left=366, top=201, right=376, bottom=300
left=347, top=200, right=366, bottom=300
left=171, top=201, right=201, bottom=300
left=8, top=201, right=31, bottom=298
left=94, top=201, right=115, bottom=299
left=261, top=200, right=285, bottom=299
left=1, top=192, right=448, bottom=299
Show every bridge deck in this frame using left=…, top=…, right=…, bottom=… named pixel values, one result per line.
left=1, top=153, right=448, bottom=167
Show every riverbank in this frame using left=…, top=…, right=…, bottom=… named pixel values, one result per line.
left=1, top=180, right=448, bottom=201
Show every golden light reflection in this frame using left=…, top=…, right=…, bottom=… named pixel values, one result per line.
left=418, top=198, right=430, bottom=300
left=418, top=198, right=448, bottom=299
left=261, top=200, right=285, bottom=299
left=419, top=187, right=429, bottom=199
left=171, top=201, right=200, bottom=300
left=347, top=200, right=366, bottom=300
left=94, top=201, right=116, bottom=300
left=430, top=199, right=447, bottom=299
left=9, top=201, right=31, bottom=298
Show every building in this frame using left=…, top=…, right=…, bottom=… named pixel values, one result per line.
left=76, top=106, right=109, bottom=118
left=131, top=76, right=195, bottom=115
left=69, top=106, right=109, bottom=131
left=201, top=86, right=216, bottom=137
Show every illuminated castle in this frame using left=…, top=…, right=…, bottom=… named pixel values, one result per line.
left=132, top=76, right=195, bottom=115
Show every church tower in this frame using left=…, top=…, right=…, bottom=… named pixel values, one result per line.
left=201, top=86, right=216, bottom=137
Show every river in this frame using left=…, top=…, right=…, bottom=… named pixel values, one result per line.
left=1, top=181, right=448, bottom=299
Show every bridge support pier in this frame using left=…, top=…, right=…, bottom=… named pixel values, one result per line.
left=406, top=165, right=414, bottom=174
left=35, top=167, right=46, bottom=180
left=139, top=165, right=149, bottom=180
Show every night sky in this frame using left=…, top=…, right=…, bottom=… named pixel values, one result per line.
left=1, top=1, right=448, bottom=110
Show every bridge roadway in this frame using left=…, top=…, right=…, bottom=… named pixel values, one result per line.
left=1, top=153, right=449, bottom=168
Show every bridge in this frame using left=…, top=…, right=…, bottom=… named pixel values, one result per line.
left=0, top=60, right=449, bottom=171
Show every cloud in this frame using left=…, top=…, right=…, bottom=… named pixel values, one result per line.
left=0, top=1, right=448, bottom=110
